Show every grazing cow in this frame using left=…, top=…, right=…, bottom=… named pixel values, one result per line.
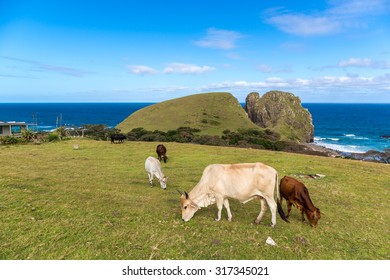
left=156, top=144, right=168, bottom=163
left=279, top=176, right=321, bottom=227
left=145, top=156, right=168, bottom=190
left=179, top=163, right=289, bottom=227
left=111, top=133, right=126, bottom=144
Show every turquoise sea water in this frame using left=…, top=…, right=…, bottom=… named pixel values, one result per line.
left=0, top=103, right=389, bottom=153
left=304, top=103, right=389, bottom=153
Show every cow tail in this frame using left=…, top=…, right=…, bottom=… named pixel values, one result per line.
left=276, top=173, right=290, bottom=223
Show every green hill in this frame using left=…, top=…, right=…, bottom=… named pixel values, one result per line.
left=117, top=92, right=260, bottom=135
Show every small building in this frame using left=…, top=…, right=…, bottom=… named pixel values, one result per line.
left=0, top=121, right=28, bottom=136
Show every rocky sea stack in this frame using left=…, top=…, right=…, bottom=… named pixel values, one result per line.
left=245, top=91, right=314, bottom=143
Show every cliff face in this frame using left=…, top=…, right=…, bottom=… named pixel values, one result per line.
left=244, top=91, right=314, bottom=143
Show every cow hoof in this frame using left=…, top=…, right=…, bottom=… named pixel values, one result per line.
left=253, top=219, right=260, bottom=225
left=270, top=223, right=276, bottom=228
left=227, top=218, right=232, bottom=222
left=215, top=218, right=221, bottom=222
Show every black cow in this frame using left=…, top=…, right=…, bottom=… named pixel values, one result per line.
left=111, top=133, right=126, bottom=144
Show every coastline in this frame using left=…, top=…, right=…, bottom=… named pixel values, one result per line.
left=303, top=142, right=390, bottom=164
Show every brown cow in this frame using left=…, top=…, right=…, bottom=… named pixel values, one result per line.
left=278, top=176, right=321, bottom=227
left=156, top=144, right=168, bottom=163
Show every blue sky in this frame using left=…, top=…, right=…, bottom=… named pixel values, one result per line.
left=1, top=0, right=390, bottom=103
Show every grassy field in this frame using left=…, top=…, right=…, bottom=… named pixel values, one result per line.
left=0, top=139, right=389, bottom=260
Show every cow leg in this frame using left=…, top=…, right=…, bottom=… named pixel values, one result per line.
left=254, top=197, right=267, bottom=224
left=266, top=198, right=277, bottom=228
left=301, top=209, right=306, bottom=222
left=147, top=173, right=153, bottom=186
left=223, top=199, right=232, bottom=222
left=286, top=201, right=293, bottom=218
left=215, top=197, right=224, bottom=221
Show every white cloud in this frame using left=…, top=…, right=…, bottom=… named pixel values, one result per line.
left=266, top=14, right=341, bottom=36
left=127, top=65, right=158, bottom=75
left=328, top=0, right=388, bottom=17
left=338, top=58, right=373, bottom=67
left=163, top=63, right=215, bottom=74
left=200, top=74, right=390, bottom=93
left=127, top=63, right=216, bottom=75
left=257, top=63, right=293, bottom=73
left=338, top=58, right=390, bottom=69
left=2, top=56, right=89, bottom=77
left=315, top=57, right=390, bottom=71
left=264, top=0, right=389, bottom=36
left=194, top=28, right=245, bottom=50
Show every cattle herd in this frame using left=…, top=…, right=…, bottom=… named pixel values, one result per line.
left=142, top=143, right=321, bottom=228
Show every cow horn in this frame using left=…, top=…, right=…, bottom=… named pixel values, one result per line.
left=177, top=189, right=183, bottom=195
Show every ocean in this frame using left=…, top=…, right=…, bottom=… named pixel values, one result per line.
left=304, top=103, right=390, bottom=153
left=0, top=103, right=389, bottom=153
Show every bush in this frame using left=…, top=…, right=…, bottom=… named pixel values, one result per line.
left=0, top=136, right=20, bottom=145
left=47, top=133, right=60, bottom=142
left=22, top=129, right=35, bottom=142
left=82, top=124, right=120, bottom=140
left=124, top=126, right=285, bottom=152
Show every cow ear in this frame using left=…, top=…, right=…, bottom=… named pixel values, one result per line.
left=184, top=191, right=189, bottom=199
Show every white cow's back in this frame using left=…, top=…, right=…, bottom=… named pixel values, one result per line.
left=145, top=156, right=162, bottom=174
left=191, top=163, right=277, bottom=203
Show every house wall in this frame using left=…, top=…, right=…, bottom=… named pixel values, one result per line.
left=0, top=126, right=11, bottom=136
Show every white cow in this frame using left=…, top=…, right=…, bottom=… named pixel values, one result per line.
left=179, top=162, right=288, bottom=227
left=145, top=156, right=168, bottom=190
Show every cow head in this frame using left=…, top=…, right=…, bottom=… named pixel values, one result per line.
left=159, top=176, right=168, bottom=189
left=307, top=208, right=321, bottom=227
left=179, top=191, right=199, bottom=222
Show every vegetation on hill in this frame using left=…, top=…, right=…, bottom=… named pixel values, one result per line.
left=0, top=140, right=388, bottom=259
left=116, top=92, right=260, bottom=135
left=125, top=126, right=283, bottom=150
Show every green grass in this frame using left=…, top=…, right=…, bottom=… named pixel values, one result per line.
left=0, top=140, right=389, bottom=260
left=116, top=92, right=260, bottom=135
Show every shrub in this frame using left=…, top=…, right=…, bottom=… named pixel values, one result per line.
left=0, top=136, right=20, bottom=145
left=123, top=126, right=285, bottom=153
left=22, top=129, right=35, bottom=142
left=47, top=133, right=60, bottom=142
left=82, top=124, right=120, bottom=140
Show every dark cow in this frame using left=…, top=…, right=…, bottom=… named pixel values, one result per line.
left=278, top=176, right=321, bottom=227
left=156, top=144, right=168, bottom=163
left=110, top=133, right=126, bottom=144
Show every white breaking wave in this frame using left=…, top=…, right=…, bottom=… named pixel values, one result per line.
left=314, top=137, right=339, bottom=141
left=314, top=141, right=367, bottom=153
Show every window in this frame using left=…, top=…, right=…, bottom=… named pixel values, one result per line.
left=0, top=126, right=3, bottom=134
left=11, top=126, right=21, bottom=133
